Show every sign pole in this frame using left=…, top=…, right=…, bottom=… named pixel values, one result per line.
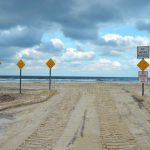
left=142, top=68, right=144, bottom=96
left=46, top=59, right=55, bottom=90
left=20, top=69, right=22, bottom=94
left=142, top=82, right=144, bottom=96
left=49, top=68, right=51, bottom=90
left=17, top=59, right=25, bottom=94
left=137, top=46, right=149, bottom=97
left=142, top=57, right=144, bottom=96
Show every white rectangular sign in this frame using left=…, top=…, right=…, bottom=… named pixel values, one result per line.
left=138, top=71, right=148, bottom=83
left=137, top=46, right=149, bottom=59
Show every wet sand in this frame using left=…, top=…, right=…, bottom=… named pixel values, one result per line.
left=0, top=83, right=150, bottom=150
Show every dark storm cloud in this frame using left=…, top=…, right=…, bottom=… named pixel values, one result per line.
left=0, top=46, right=20, bottom=62
left=116, top=0, right=150, bottom=20
left=80, top=4, right=120, bottom=22
left=0, top=26, right=43, bottom=47
left=136, top=21, right=150, bottom=33
left=0, top=0, right=150, bottom=47
left=0, top=0, right=74, bottom=29
left=120, top=0, right=150, bottom=8
left=0, top=0, right=150, bottom=42
left=0, top=0, right=122, bottom=42
left=60, top=2, right=121, bottom=40
left=62, top=26, right=98, bottom=40
left=0, top=0, right=74, bottom=48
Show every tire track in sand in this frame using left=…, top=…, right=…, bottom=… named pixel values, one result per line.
left=53, top=94, right=102, bottom=150
left=16, top=90, right=81, bottom=150
left=112, top=88, right=150, bottom=149
left=96, top=88, right=137, bottom=150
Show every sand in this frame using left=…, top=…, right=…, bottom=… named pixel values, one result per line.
left=0, top=82, right=150, bottom=150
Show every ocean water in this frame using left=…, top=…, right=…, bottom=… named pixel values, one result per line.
left=0, top=75, right=147, bottom=84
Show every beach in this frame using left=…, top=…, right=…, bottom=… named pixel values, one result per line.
left=0, top=82, right=150, bottom=150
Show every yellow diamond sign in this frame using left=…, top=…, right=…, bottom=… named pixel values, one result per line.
left=46, top=59, right=55, bottom=68
left=137, top=59, right=149, bottom=71
left=17, top=59, right=25, bottom=69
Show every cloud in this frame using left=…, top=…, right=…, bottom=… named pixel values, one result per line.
left=95, top=37, right=117, bottom=47
left=1, top=0, right=150, bottom=76
left=109, top=50, right=122, bottom=56
left=60, top=2, right=121, bottom=40
left=97, top=59, right=122, bottom=69
left=62, top=26, right=98, bottom=41
left=50, top=38, right=64, bottom=49
left=80, top=3, right=121, bottom=22
left=36, top=38, right=64, bottom=55
left=102, top=34, right=149, bottom=47
left=0, top=37, right=64, bottom=64
left=0, top=0, right=150, bottom=43
left=128, top=59, right=139, bottom=66
left=15, top=39, right=64, bottom=60
left=136, top=21, right=150, bottom=33
left=13, top=43, right=95, bottom=72
left=0, top=47, right=20, bottom=62
left=70, top=58, right=124, bottom=72
left=96, top=34, right=150, bottom=57
left=84, top=33, right=150, bottom=57
left=0, top=26, right=43, bottom=47
left=61, top=48, right=95, bottom=61
left=0, top=0, right=74, bottom=29
left=2, top=0, right=149, bottom=42
left=16, top=48, right=42, bottom=60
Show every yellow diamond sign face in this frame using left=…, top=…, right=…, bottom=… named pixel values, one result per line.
left=46, top=59, right=55, bottom=68
left=17, top=59, right=25, bottom=69
left=137, top=59, right=149, bottom=71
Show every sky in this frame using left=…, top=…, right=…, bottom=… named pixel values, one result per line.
left=0, top=0, right=150, bottom=77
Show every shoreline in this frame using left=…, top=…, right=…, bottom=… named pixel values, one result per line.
left=0, top=76, right=147, bottom=84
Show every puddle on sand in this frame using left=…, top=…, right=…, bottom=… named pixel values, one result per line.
left=0, top=113, right=14, bottom=120
left=0, top=113, right=15, bottom=128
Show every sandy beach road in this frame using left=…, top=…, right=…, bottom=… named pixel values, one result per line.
left=0, top=86, right=80, bottom=150
left=112, top=86, right=150, bottom=150
left=15, top=87, right=81, bottom=150
left=1, top=83, right=150, bottom=149
left=15, top=84, right=102, bottom=150
left=53, top=91, right=101, bottom=150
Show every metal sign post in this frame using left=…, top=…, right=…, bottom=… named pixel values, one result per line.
left=142, top=83, right=144, bottom=96
left=137, top=59, right=149, bottom=96
left=17, top=59, right=25, bottom=94
left=138, top=71, right=148, bottom=96
left=46, top=59, right=55, bottom=90
left=49, top=68, right=51, bottom=90
left=20, top=69, right=22, bottom=94
left=137, top=46, right=149, bottom=96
